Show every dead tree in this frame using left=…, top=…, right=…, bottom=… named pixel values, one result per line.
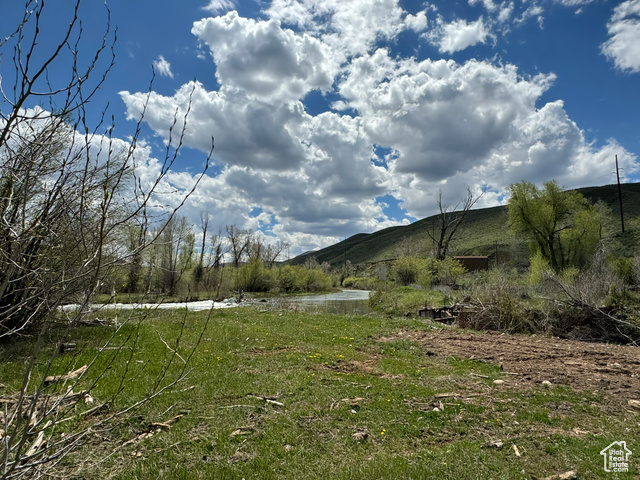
left=226, top=225, right=252, bottom=267
left=263, top=240, right=289, bottom=268
left=193, top=212, right=210, bottom=286
left=426, top=186, right=482, bottom=260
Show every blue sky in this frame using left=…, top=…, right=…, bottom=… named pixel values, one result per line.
left=1, top=0, right=639, bottom=256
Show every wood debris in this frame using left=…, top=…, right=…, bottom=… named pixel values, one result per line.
left=541, top=471, right=577, bottom=480
left=627, top=399, right=640, bottom=410
left=44, top=365, right=88, bottom=384
left=247, top=393, right=284, bottom=407
left=230, top=426, right=255, bottom=438
left=122, top=414, right=184, bottom=448
left=149, top=414, right=183, bottom=430
left=352, top=429, right=368, bottom=442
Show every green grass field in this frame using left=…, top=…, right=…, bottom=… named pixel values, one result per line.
left=1, top=307, right=638, bottom=479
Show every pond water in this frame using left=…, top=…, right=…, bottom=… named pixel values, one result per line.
left=276, top=289, right=372, bottom=315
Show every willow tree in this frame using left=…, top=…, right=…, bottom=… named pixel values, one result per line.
left=508, top=181, right=602, bottom=272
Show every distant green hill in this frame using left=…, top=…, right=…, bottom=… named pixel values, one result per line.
left=289, top=183, right=640, bottom=269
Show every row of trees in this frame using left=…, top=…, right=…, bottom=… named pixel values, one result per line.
left=116, top=220, right=292, bottom=298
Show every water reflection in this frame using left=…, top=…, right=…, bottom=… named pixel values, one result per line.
left=280, top=290, right=371, bottom=315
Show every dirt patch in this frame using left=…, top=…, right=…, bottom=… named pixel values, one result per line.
left=323, top=358, right=381, bottom=375
left=386, top=329, right=640, bottom=404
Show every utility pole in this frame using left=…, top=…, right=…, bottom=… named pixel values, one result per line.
left=615, top=155, right=625, bottom=233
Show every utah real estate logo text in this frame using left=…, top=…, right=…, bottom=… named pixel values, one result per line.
left=600, top=441, right=632, bottom=473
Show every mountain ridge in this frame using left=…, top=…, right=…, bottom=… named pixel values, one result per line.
left=288, top=182, right=640, bottom=268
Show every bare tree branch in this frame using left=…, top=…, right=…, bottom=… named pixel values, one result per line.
left=426, top=186, right=482, bottom=260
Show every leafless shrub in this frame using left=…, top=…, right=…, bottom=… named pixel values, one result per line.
left=0, top=1, right=212, bottom=477
left=530, top=247, right=639, bottom=344
left=462, top=267, right=539, bottom=333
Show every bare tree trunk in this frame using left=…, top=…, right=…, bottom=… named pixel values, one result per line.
left=226, top=225, right=252, bottom=268
left=426, top=187, right=482, bottom=260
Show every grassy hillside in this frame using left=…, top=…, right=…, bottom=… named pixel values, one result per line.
left=290, top=182, right=640, bottom=268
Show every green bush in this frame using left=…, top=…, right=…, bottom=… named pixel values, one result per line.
left=528, top=250, right=552, bottom=285
left=390, top=257, right=425, bottom=286
left=434, top=257, right=467, bottom=286
left=232, top=259, right=275, bottom=292
left=610, top=256, right=635, bottom=285
left=389, top=257, right=467, bottom=287
left=303, top=268, right=333, bottom=292
left=275, top=265, right=333, bottom=293
left=342, top=276, right=380, bottom=290
left=277, top=265, right=305, bottom=293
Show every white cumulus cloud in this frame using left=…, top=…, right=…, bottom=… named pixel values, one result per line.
left=117, top=1, right=638, bottom=253
left=266, top=0, right=428, bottom=57
left=426, top=17, right=492, bottom=54
left=191, top=12, right=339, bottom=102
left=602, top=0, right=640, bottom=73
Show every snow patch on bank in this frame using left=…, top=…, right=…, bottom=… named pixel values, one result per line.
left=61, top=299, right=243, bottom=312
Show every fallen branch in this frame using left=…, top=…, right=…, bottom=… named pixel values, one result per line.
left=158, top=332, right=186, bottom=365
left=218, top=405, right=257, bottom=409
left=150, top=414, right=183, bottom=430
left=44, top=365, right=88, bottom=384
left=247, top=394, right=284, bottom=407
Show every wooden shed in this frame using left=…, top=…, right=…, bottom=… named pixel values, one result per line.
left=452, top=256, right=489, bottom=272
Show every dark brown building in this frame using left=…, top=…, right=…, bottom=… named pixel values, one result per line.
left=453, top=256, right=489, bottom=272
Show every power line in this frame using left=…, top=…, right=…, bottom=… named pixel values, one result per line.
left=615, top=155, right=625, bottom=233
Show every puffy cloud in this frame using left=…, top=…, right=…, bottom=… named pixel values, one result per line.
left=118, top=2, right=637, bottom=253
left=602, top=0, right=640, bottom=73
left=404, top=11, right=429, bottom=32
left=153, top=56, right=174, bottom=78
left=390, top=97, right=638, bottom=219
left=426, top=17, right=493, bottom=54
left=336, top=49, right=636, bottom=219
left=120, top=82, right=309, bottom=171
left=192, top=12, right=339, bottom=102
left=120, top=82, right=394, bottom=244
left=340, top=52, right=553, bottom=180
left=266, top=0, right=428, bottom=57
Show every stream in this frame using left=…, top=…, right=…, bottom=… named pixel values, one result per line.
left=267, top=289, right=372, bottom=314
